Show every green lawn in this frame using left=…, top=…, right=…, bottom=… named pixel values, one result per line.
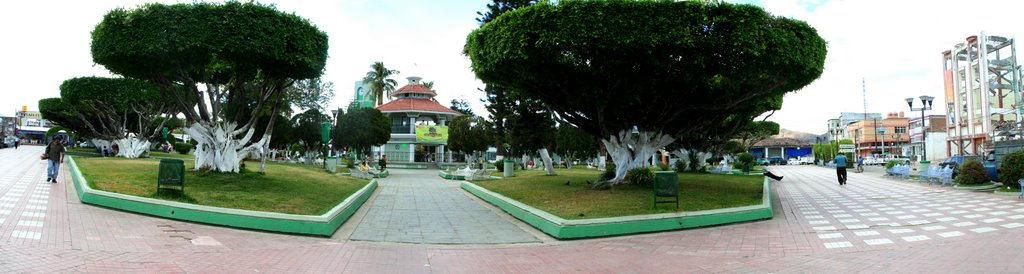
left=472, top=169, right=764, bottom=219
left=75, top=157, right=368, bottom=215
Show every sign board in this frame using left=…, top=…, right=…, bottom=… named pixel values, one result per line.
left=838, top=148, right=855, bottom=153
left=839, top=144, right=855, bottom=149
left=415, top=125, right=448, bottom=143
left=321, top=122, right=331, bottom=142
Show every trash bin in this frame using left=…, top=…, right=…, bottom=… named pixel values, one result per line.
left=157, top=158, right=185, bottom=195
left=326, top=156, right=338, bottom=173
left=503, top=159, right=514, bottom=177
left=653, top=171, right=679, bottom=209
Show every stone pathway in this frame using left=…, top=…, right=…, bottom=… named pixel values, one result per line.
left=1, top=146, right=1023, bottom=272
left=349, top=169, right=539, bottom=244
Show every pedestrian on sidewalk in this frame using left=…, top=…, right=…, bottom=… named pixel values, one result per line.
left=835, top=153, right=848, bottom=185
left=45, top=137, right=66, bottom=183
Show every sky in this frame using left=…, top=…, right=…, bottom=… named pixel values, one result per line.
left=3, top=0, right=1024, bottom=135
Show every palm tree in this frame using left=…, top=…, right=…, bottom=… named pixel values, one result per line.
left=422, top=81, right=434, bottom=90
left=362, top=62, right=400, bottom=106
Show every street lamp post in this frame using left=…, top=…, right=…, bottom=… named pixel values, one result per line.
left=906, top=96, right=934, bottom=162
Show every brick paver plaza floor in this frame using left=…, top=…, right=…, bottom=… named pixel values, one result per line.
left=2, top=146, right=1024, bottom=272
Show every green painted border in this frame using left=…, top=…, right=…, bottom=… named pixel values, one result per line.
left=67, top=156, right=376, bottom=236
left=953, top=183, right=1000, bottom=191
left=461, top=177, right=773, bottom=239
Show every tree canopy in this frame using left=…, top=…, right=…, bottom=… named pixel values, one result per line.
left=449, top=99, right=475, bottom=116
left=334, top=108, right=391, bottom=155
left=448, top=115, right=491, bottom=157
left=91, top=2, right=328, bottom=171
left=465, top=1, right=826, bottom=141
left=54, top=77, right=167, bottom=141
left=91, top=1, right=327, bottom=129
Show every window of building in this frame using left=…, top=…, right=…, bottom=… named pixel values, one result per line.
left=895, top=126, right=906, bottom=134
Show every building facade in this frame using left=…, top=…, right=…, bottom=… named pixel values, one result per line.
left=846, top=112, right=910, bottom=159
left=749, top=138, right=813, bottom=161
left=374, top=76, right=461, bottom=164
left=942, top=32, right=1022, bottom=157
left=906, top=115, right=948, bottom=162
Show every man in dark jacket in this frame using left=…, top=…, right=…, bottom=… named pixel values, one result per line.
left=45, top=138, right=65, bottom=183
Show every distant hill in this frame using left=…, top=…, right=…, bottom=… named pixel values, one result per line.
left=775, top=129, right=819, bottom=143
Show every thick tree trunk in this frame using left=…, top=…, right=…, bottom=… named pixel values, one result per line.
left=597, top=130, right=674, bottom=188
left=538, top=148, right=556, bottom=175
left=90, top=139, right=112, bottom=153
left=187, top=122, right=265, bottom=173
left=671, top=148, right=713, bottom=172
left=113, top=137, right=150, bottom=158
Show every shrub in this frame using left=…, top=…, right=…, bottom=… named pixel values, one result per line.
left=625, top=167, right=654, bottom=186
left=188, top=139, right=198, bottom=146
left=884, top=160, right=902, bottom=169
left=998, top=149, right=1024, bottom=188
left=673, top=159, right=687, bottom=173
left=601, top=162, right=616, bottom=181
left=955, top=160, right=990, bottom=185
left=656, top=163, right=670, bottom=171
left=737, top=152, right=755, bottom=172
left=172, top=143, right=193, bottom=155
left=732, top=162, right=744, bottom=170
left=496, top=161, right=505, bottom=172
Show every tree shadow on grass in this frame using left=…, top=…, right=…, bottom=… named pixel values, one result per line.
left=153, top=188, right=197, bottom=203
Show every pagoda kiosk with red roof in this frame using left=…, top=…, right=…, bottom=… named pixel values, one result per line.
left=374, top=76, right=462, bottom=166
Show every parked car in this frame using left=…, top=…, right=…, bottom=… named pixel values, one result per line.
left=768, top=156, right=787, bottom=165
left=756, top=158, right=770, bottom=166
left=2, top=136, right=16, bottom=148
left=939, top=155, right=997, bottom=181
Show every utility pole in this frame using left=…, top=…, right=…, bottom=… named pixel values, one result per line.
left=862, top=78, right=867, bottom=159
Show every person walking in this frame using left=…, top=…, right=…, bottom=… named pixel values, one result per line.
left=835, top=153, right=848, bottom=185
left=856, top=156, right=864, bottom=173
left=14, top=139, right=19, bottom=149
left=45, top=138, right=66, bottom=183
left=378, top=154, right=388, bottom=172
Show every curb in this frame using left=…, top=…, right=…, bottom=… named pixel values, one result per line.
left=68, top=156, right=376, bottom=236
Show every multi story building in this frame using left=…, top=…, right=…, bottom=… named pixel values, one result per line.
left=941, top=32, right=1022, bottom=157
left=826, top=112, right=882, bottom=141
left=846, top=112, right=910, bottom=159
left=906, top=115, right=948, bottom=162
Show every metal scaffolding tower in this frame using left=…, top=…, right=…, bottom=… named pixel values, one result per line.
left=942, top=32, right=1022, bottom=157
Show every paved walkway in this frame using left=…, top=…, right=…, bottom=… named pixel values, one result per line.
left=349, top=169, right=539, bottom=244
left=1, top=146, right=1023, bottom=272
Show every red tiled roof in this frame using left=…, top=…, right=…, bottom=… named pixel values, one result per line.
left=396, top=84, right=432, bottom=93
left=376, top=98, right=462, bottom=114
left=392, top=84, right=436, bottom=97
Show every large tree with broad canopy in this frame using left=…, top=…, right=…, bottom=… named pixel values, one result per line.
left=91, top=2, right=328, bottom=173
left=465, top=0, right=826, bottom=185
left=46, top=77, right=169, bottom=158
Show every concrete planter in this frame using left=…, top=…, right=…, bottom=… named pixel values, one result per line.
left=462, top=177, right=773, bottom=239
left=68, top=156, right=376, bottom=236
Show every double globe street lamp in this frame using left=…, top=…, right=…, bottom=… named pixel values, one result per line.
left=906, top=95, right=934, bottom=162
